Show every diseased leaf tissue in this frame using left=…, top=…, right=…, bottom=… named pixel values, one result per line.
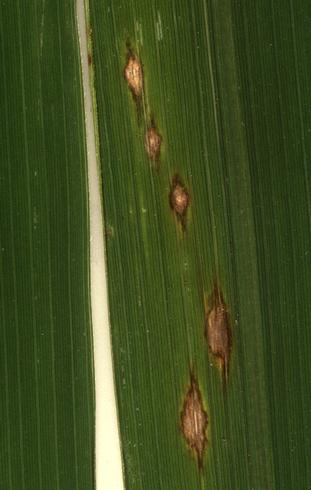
left=206, top=285, right=232, bottom=387
left=181, top=374, right=208, bottom=469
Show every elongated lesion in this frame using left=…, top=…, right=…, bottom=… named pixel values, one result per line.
left=145, top=122, right=162, bottom=166
left=124, top=49, right=143, bottom=99
left=205, top=284, right=232, bottom=387
left=180, top=373, right=208, bottom=469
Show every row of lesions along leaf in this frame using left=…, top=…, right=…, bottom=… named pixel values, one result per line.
left=124, top=44, right=191, bottom=229
left=124, top=44, right=162, bottom=170
left=123, top=43, right=232, bottom=473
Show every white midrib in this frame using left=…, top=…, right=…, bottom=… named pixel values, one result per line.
left=76, top=2, right=124, bottom=489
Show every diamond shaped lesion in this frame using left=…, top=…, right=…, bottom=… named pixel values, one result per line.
left=205, top=284, right=232, bottom=387
left=169, top=174, right=190, bottom=230
left=180, top=374, right=208, bottom=469
left=145, top=124, right=162, bottom=164
left=124, top=50, right=143, bottom=99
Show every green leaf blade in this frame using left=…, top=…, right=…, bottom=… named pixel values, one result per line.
left=0, top=1, right=94, bottom=488
left=89, top=1, right=311, bottom=489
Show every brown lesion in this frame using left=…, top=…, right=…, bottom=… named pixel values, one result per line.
left=205, top=284, right=232, bottom=387
left=180, top=373, right=208, bottom=469
left=124, top=47, right=143, bottom=100
left=169, top=174, right=190, bottom=230
left=145, top=120, right=162, bottom=168
left=123, top=43, right=145, bottom=123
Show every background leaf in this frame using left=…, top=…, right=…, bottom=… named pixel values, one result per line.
left=0, top=1, right=94, bottom=488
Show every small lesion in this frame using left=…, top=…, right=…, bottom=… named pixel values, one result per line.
left=180, top=373, right=208, bottom=469
left=145, top=123, right=162, bottom=165
left=205, top=284, right=232, bottom=387
left=169, top=174, right=190, bottom=229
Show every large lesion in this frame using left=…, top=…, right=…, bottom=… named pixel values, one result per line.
left=180, top=373, right=208, bottom=469
left=124, top=49, right=143, bottom=99
left=205, top=285, right=232, bottom=387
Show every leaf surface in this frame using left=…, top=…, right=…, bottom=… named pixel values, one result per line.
left=0, top=1, right=94, bottom=488
left=89, top=1, right=311, bottom=488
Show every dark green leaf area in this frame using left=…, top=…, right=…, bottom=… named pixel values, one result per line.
left=0, top=2, right=94, bottom=489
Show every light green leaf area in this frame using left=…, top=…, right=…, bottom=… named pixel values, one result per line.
left=0, top=1, right=94, bottom=489
left=89, top=1, right=311, bottom=489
